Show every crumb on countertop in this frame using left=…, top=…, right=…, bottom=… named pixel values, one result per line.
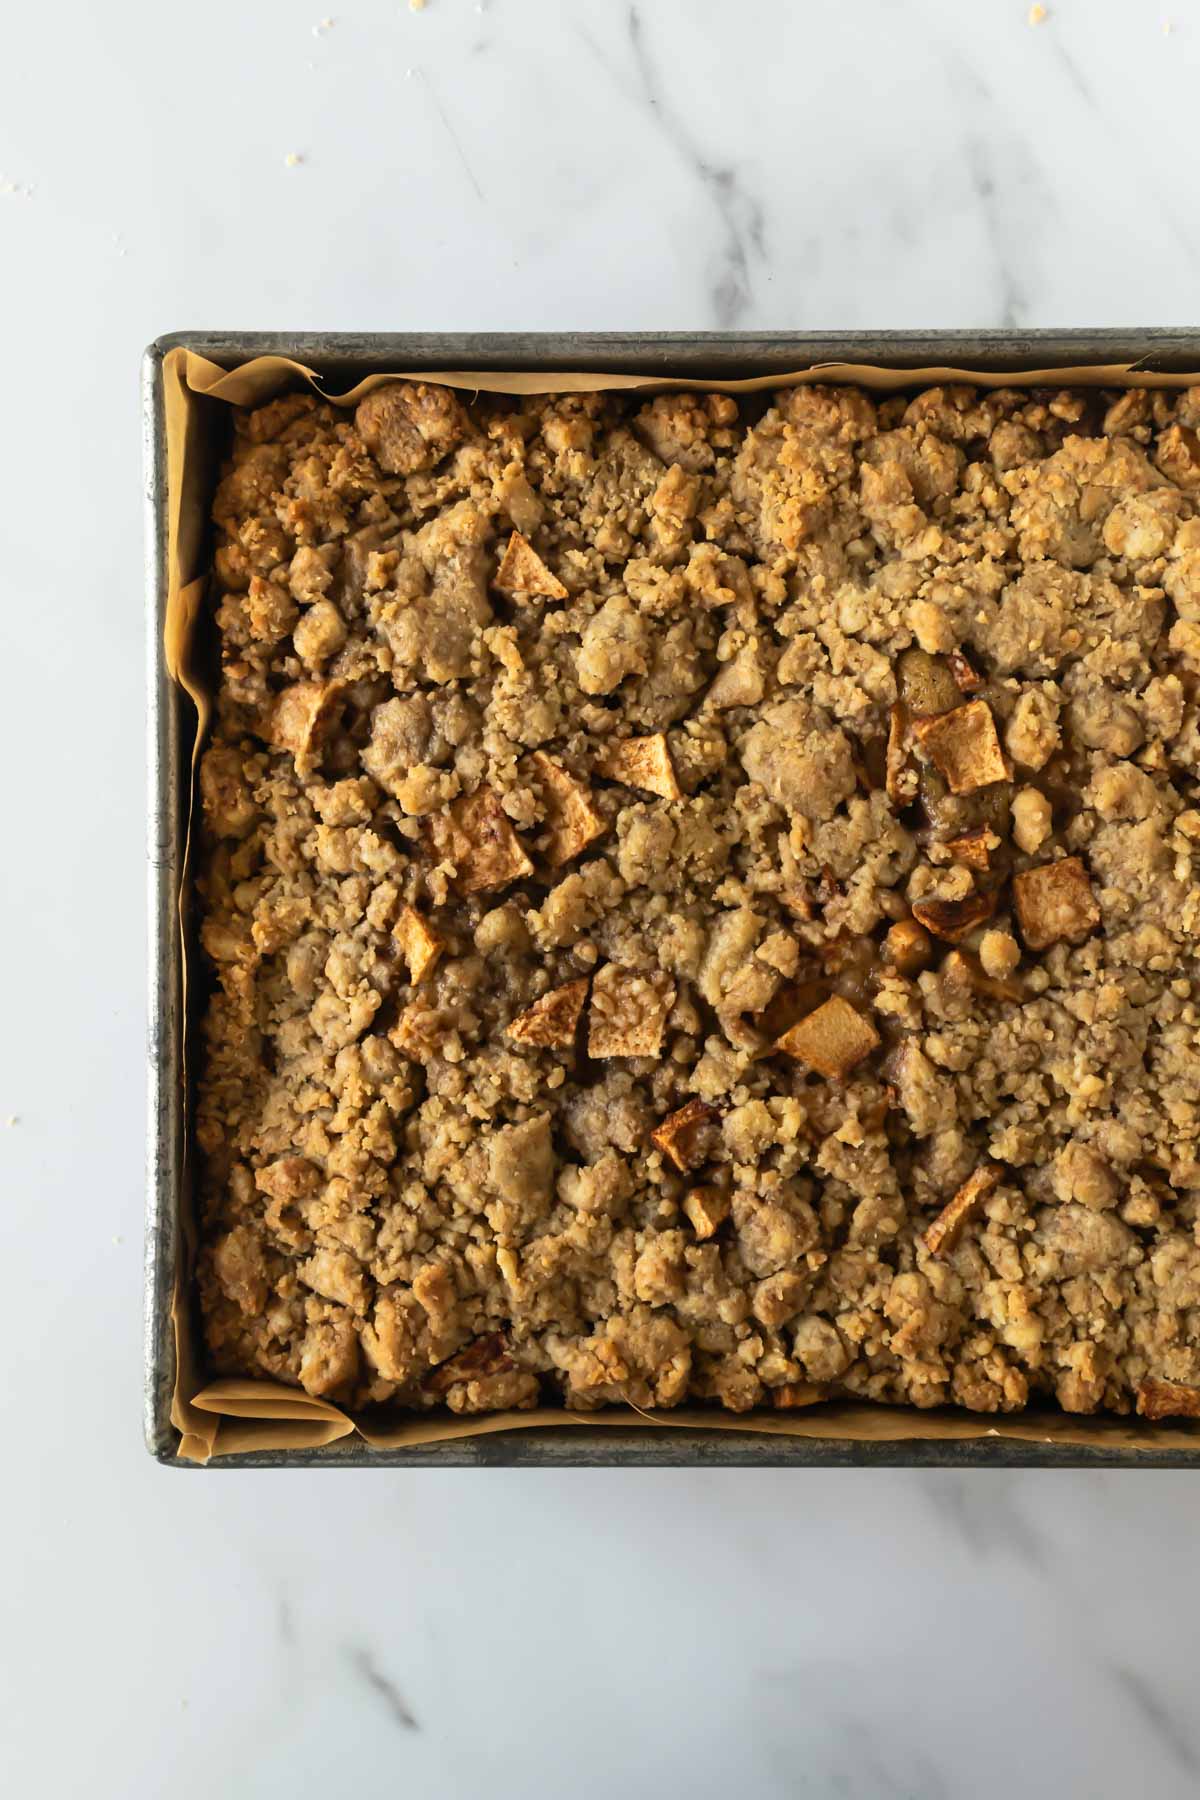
left=1028, top=3, right=1047, bottom=22
left=283, top=152, right=304, bottom=169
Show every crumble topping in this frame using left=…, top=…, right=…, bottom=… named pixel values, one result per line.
left=197, top=376, right=1200, bottom=1423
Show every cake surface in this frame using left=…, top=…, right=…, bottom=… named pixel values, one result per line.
left=195, top=377, right=1200, bottom=1422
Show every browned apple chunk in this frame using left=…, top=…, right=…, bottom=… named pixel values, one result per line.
left=596, top=733, right=681, bottom=800
left=424, top=1333, right=514, bottom=1395
left=943, top=828, right=997, bottom=870
left=529, top=752, right=607, bottom=866
left=393, top=906, right=444, bottom=984
left=493, top=529, right=568, bottom=599
left=271, top=679, right=344, bottom=774
left=683, top=1185, right=730, bottom=1239
left=1012, top=856, right=1100, bottom=951
left=506, top=978, right=589, bottom=1048
left=1136, top=1378, right=1200, bottom=1421
left=948, top=649, right=983, bottom=693
left=771, top=1382, right=823, bottom=1409
left=911, top=889, right=996, bottom=943
left=913, top=700, right=1008, bottom=795
left=651, top=1099, right=720, bottom=1172
left=923, top=1165, right=1001, bottom=1257
left=774, top=995, right=880, bottom=1080
left=425, top=786, right=534, bottom=893
left=587, top=966, right=675, bottom=1058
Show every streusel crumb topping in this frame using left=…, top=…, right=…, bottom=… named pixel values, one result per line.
left=196, top=378, right=1200, bottom=1421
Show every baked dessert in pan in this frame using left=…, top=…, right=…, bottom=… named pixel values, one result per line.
left=195, top=376, right=1200, bottom=1425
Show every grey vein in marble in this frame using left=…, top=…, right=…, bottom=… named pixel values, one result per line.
left=580, top=5, right=767, bottom=328
left=919, top=1472, right=1048, bottom=1570
left=757, top=1672, right=951, bottom=1800
left=627, top=6, right=766, bottom=327
left=1108, top=1664, right=1199, bottom=1777
left=934, top=45, right=1069, bottom=331
left=417, top=70, right=486, bottom=204
left=961, top=136, right=1027, bottom=332
left=1035, top=31, right=1200, bottom=274
left=348, top=1646, right=421, bottom=1732
left=1044, top=30, right=1098, bottom=109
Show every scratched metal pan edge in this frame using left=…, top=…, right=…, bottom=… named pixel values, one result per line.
left=144, top=329, right=1200, bottom=1469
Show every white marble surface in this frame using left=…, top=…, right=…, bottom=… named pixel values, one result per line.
left=3, top=0, right=1200, bottom=1794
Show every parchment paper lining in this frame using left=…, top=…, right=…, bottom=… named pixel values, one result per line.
left=163, top=345, right=1200, bottom=1461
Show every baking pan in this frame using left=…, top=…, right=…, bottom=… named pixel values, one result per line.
left=144, top=330, right=1200, bottom=1468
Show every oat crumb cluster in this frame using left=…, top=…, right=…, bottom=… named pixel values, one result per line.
left=196, top=376, right=1200, bottom=1423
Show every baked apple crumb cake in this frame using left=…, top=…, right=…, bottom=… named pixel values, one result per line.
left=195, top=376, right=1200, bottom=1425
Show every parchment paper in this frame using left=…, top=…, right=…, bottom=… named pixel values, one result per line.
left=163, top=344, right=1200, bottom=1462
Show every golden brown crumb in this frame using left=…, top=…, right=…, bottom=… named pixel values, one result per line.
left=882, top=918, right=933, bottom=976
left=979, top=929, right=1020, bottom=980
left=1136, top=1378, right=1200, bottom=1420
left=1011, top=788, right=1052, bottom=856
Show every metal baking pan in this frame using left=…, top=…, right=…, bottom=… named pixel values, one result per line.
left=144, top=330, right=1200, bottom=1468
